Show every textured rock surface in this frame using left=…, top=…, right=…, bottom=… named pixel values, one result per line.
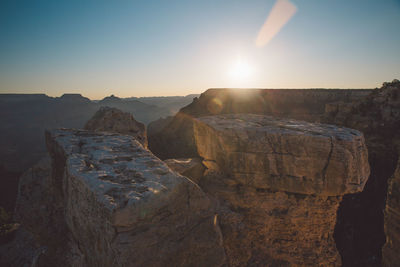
left=42, top=129, right=225, bottom=266
left=1, top=156, right=83, bottom=266
left=3, top=129, right=226, bottom=266
left=84, top=106, right=148, bottom=148
left=193, top=114, right=370, bottom=266
left=323, top=79, right=400, bottom=266
left=148, top=88, right=372, bottom=160
left=164, top=158, right=205, bottom=184
left=194, top=114, right=369, bottom=196
left=383, top=152, right=400, bottom=266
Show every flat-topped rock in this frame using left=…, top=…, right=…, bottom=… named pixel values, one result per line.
left=194, top=114, right=370, bottom=196
left=45, top=129, right=226, bottom=266
left=47, top=129, right=173, bottom=221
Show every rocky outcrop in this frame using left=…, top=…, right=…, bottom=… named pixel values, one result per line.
left=193, top=114, right=370, bottom=266
left=84, top=107, right=148, bottom=147
left=323, top=79, right=400, bottom=266
left=194, top=114, right=369, bottom=196
left=148, top=88, right=371, bottom=160
left=5, top=129, right=226, bottom=266
left=2, top=156, right=79, bottom=266
left=383, top=152, right=400, bottom=266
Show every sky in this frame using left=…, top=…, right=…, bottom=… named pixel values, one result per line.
left=0, top=0, right=399, bottom=99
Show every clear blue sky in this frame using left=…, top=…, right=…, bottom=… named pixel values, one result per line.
left=0, top=0, right=399, bottom=99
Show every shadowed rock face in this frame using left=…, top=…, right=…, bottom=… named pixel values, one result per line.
left=323, top=79, right=400, bottom=266
left=5, top=129, right=226, bottom=266
left=193, top=114, right=369, bottom=266
left=84, top=107, right=148, bottom=148
left=383, top=152, right=400, bottom=266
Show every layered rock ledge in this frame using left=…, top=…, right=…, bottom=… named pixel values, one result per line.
left=193, top=114, right=370, bottom=266
left=194, top=114, right=369, bottom=196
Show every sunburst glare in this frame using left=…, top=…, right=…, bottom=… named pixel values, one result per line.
left=228, top=57, right=253, bottom=84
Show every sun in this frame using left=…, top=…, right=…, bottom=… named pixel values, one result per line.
left=228, top=58, right=253, bottom=83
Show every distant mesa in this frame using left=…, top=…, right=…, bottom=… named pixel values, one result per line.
left=59, top=94, right=91, bottom=103
left=99, top=94, right=122, bottom=103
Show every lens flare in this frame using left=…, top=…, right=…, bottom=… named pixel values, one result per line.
left=255, top=0, right=297, bottom=47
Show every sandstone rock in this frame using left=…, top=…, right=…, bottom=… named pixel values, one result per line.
left=193, top=114, right=370, bottom=266
left=323, top=79, right=400, bottom=265
left=43, top=129, right=225, bottom=266
left=164, top=158, right=205, bottom=184
left=84, top=107, right=148, bottom=148
left=14, top=156, right=53, bottom=236
left=194, top=114, right=369, bottom=196
left=148, top=88, right=372, bottom=160
left=2, top=156, right=84, bottom=266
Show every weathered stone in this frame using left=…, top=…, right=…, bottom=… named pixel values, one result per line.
left=164, top=158, right=205, bottom=184
left=4, top=156, right=84, bottom=266
left=323, top=79, right=400, bottom=265
left=43, top=129, right=225, bottom=266
left=0, top=227, right=46, bottom=267
left=383, top=153, right=400, bottom=266
left=84, top=106, right=148, bottom=148
left=193, top=114, right=369, bottom=266
left=148, top=88, right=372, bottom=160
left=194, top=114, right=369, bottom=196
left=200, top=171, right=342, bottom=266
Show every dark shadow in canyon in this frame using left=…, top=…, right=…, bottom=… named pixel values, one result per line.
left=334, top=148, right=398, bottom=266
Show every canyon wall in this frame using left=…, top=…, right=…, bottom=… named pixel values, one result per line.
left=4, top=81, right=400, bottom=266
left=3, top=115, right=370, bottom=266
left=323, top=80, right=400, bottom=266
left=148, top=81, right=400, bottom=266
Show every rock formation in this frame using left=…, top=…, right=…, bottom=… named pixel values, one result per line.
left=323, top=79, right=400, bottom=266
left=383, top=152, right=400, bottom=266
left=148, top=88, right=371, bottom=160
left=84, top=106, right=148, bottom=147
left=3, top=129, right=226, bottom=266
left=192, top=114, right=369, bottom=266
left=7, top=80, right=400, bottom=266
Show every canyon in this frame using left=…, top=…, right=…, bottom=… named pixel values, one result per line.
left=1, top=80, right=400, bottom=266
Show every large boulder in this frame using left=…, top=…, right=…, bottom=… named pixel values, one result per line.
left=84, top=107, right=148, bottom=148
left=194, top=114, right=369, bottom=196
left=5, top=129, right=226, bottom=266
left=43, top=129, right=225, bottom=266
left=193, top=114, right=370, bottom=266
